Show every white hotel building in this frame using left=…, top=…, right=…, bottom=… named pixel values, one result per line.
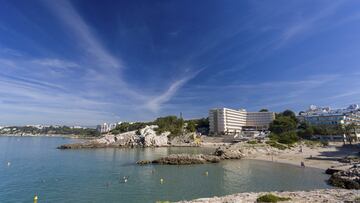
left=297, top=104, right=360, bottom=126
left=209, top=108, right=275, bottom=135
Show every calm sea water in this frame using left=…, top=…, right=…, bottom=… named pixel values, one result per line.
left=0, top=136, right=331, bottom=203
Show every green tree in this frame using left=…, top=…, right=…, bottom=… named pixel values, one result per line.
left=155, top=116, right=184, bottom=137
left=186, top=120, right=196, bottom=133
left=281, top=109, right=297, bottom=121
left=344, top=123, right=357, bottom=145
left=259, top=109, right=269, bottom=112
left=269, top=116, right=297, bottom=134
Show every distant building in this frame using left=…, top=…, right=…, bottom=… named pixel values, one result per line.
left=209, top=108, right=275, bottom=135
left=297, top=104, right=360, bottom=126
left=97, top=122, right=118, bottom=133
left=71, top=126, right=85, bottom=129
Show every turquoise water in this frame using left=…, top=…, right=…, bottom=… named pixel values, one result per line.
left=0, top=136, right=331, bottom=203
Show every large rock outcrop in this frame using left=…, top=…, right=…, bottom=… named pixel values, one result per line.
left=140, top=125, right=169, bottom=147
left=329, top=166, right=360, bottom=189
left=58, top=125, right=169, bottom=149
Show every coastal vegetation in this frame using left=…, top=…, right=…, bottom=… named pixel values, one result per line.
left=110, top=116, right=209, bottom=137
left=0, top=126, right=100, bottom=137
left=268, top=110, right=299, bottom=146
left=265, top=140, right=288, bottom=150
left=256, top=194, right=291, bottom=202
left=268, top=108, right=359, bottom=147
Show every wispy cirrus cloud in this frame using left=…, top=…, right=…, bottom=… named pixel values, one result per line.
left=43, top=0, right=122, bottom=70
left=32, top=58, right=79, bottom=69
left=277, top=1, right=345, bottom=47
left=146, top=68, right=204, bottom=111
left=42, top=0, right=202, bottom=113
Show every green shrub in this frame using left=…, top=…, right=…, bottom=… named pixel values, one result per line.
left=266, top=140, right=288, bottom=150
left=111, top=122, right=149, bottom=134
left=277, top=131, right=299, bottom=144
left=155, top=116, right=184, bottom=137
left=269, top=115, right=297, bottom=134
left=256, top=194, right=291, bottom=202
left=303, top=140, right=321, bottom=148
left=247, top=140, right=258, bottom=144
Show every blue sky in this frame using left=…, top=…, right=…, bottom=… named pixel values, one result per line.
left=1, top=0, right=360, bottom=125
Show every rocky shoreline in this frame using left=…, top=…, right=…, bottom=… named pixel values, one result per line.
left=58, top=125, right=172, bottom=149
left=138, top=154, right=222, bottom=165
left=177, top=189, right=360, bottom=203
left=329, top=165, right=360, bottom=189
left=56, top=126, right=360, bottom=190
left=137, top=147, right=244, bottom=165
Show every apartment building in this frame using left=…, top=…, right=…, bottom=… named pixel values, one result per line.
left=209, top=108, right=275, bottom=135
left=96, top=122, right=119, bottom=133
left=297, top=104, right=360, bottom=126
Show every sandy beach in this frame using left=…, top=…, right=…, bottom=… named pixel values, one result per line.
left=245, top=143, right=359, bottom=170
left=201, top=140, right=360, bottom=170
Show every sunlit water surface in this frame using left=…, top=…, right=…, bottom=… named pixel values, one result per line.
left=0, top=136, right=331, bottom=202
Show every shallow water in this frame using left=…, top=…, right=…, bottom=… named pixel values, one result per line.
left=0, top=136, right=331, bottom=203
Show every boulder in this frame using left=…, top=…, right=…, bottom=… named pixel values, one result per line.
left=214, top=147, right=244, bottom=159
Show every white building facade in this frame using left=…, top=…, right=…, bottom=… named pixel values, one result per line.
left=97, top=122, right=118, bottom=133
left=297, top=104, right=360, bottom=126
left=209, top=108, right=275, bottom=135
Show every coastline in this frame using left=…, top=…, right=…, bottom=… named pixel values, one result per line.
left=0, top=134, right=95, bottom=139
left=5, top=134, right=355, bottom=171
left=201, top=142, right=358, bottom=170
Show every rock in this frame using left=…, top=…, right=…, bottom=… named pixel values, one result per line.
left=57, top=141, right=107, bottom=149
left=214, top=147, right=244, bottom=159
left=338, top=155, right=360, bottom=164
left=326, top=168, right=342, bottom=175
left=151, top=154, right=221, bottom=165
left=141, top=126, right=169, bottom=147
left=176, top=189, right=359, bottom=203
left=136, top=160, right=152, bottom=165
left=328, top=166, right=360, bottom=189
left=58, top=125, right=170, bottom=149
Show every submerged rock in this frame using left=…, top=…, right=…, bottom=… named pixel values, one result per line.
left=57, top=141, right=108, bottom=149
left=136, top=160, right=152, bottom=165
left=328, top=165, right=360, bottom=189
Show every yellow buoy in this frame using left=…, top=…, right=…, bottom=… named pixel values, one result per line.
left=34, top=195, right=38, bottom=203
left=160, top=178, right=164, bottom=184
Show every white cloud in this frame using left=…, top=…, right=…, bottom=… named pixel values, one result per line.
left=43, top=0, right=201, bottom=113
left=32, top=58, right=79, bottom=69
left=44, top=0, right=122, bottom=69
left=146, top=68, right=204, bottom=112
